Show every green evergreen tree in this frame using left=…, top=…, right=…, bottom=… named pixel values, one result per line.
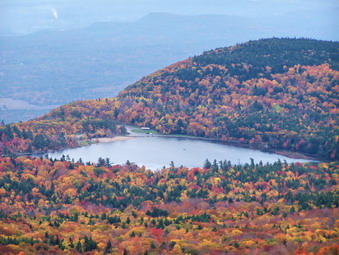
left=105, top=240, right=112, bottom=254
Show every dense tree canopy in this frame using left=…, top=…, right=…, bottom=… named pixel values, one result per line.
left=0, top=156, right=337, bottom=254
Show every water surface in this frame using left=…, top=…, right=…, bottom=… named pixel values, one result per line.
left=47, top=136, right=312, bottom=170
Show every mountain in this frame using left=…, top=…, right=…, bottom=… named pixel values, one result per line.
left=1, top=12, right=338, bottom=123
left=111, top=38, right=339, bottom=160
left=0, top=38, right=338, bottom=160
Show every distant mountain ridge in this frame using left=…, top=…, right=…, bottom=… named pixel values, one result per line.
left=0, top=38, right=338, bottom=160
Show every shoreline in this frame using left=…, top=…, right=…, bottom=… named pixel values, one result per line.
left=272, top=150, right=320, bottom=161
left=91, top=132, right=321, bottom=162
left=160, top=134, right=321, bottom=161
left=90, top=136, right=134, bottom=143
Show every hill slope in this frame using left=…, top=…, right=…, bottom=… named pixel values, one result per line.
left=0, top=38, right=338, bottom=160
left=115, top=38, right=339, bottom=159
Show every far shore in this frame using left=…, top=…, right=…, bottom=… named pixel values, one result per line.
left=90, top=136, right=134, bottom=143
left=272, top=150, right=320, bottom=161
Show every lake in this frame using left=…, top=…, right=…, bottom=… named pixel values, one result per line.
left=46, top=136, right=313, bottom=170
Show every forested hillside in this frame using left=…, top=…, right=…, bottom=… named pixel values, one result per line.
left=1, top=38, right=338, bottom=160
left=116, top=38, right=339, bottom=159
left=0, top=156, right=337, bottom=254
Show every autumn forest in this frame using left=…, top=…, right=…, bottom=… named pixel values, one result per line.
left=0, top=38, right=338, bottom=254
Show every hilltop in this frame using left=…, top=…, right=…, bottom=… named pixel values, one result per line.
left=0, top=38, right=338, bottom=160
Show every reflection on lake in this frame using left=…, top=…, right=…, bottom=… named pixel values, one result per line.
left=47, top=136, right=312, bottom=170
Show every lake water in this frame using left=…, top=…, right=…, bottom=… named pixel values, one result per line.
left=46, top=136, right=312, bottom=170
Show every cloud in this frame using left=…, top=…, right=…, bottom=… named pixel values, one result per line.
left=51, top=8, right=58, bottom=19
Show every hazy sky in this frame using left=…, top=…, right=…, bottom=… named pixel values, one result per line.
left=0, top=0, right=338, bottom=35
